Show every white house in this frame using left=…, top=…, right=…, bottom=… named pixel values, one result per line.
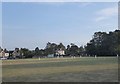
left=0, top=51, right=4, bottom=58
left=56, top=48, right=65, bottom=56
left=12, top=48, right=20, bottom=58
left=5, top=53, right=9, bottom=57
left=0, top=50, right=9, bottom=58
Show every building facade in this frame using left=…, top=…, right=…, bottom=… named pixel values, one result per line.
left=0, top=48, right=9, bottom=58
left=56, top=48, right=65, bottom=56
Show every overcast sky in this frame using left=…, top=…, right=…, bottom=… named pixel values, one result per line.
left=2, top=2, right=118, bottom=50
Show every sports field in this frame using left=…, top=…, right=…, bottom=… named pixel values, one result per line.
left=2, top=57, right=118, bottom=82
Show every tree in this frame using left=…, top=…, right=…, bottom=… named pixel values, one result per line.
left=57, top=43, right=66, bottom=50
left=79, top=46, right=85, bottom=56
left=20, top=48, right=33, bottom=58
left=44, top=42, right=58, bottom=55
left=69, top=44, right=79, bottom=56
left=65, top=45, right=71, bottom=56
left=45, top=42, right=51, bottom=49
left=86, top=30, right=120, bottom=56
left=35, top=47, right=40, bottom=56
left=39, top=49, right=45, bottom=57
left=70, top=43, right=75, bottom=46
left=114, top=30, right=120, bottom=55
left=4, top=48, right=8, bottom=52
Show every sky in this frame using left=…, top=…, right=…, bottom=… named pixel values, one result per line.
left=1, top=0, right=120, bottom=2
left=2, top=2, right=118, bottom=50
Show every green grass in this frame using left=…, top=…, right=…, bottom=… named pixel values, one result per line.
left=2, top=57, right=118, bottom=82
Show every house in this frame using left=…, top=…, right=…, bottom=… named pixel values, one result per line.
left=0, top=51, right=5, bottom=58
left=8, top=48, right=21, bottom=59
left=0, top=49, right=9, bottom=58
left=0, top=47, right=22, bottom=59
left=12, top=48, right=21, bottom=58
left=4, top=51, right=9, bottom=57
left=56, top=48, right=65, bottom=56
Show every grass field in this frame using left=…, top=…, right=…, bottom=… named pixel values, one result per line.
left=2, top=57, right=118, bottom=82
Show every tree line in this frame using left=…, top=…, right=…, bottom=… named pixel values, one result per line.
left=86, top=30, right=120, bottom=56
left=5, top=29, right=120, bottom=58
left=16, top=42, right=85, bottom=58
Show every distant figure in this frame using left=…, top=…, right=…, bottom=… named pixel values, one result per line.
left=39, top=57, right=40, bottom=60
left=117, top=54, right=119, bottom=58
left=95, top=55, right=97, bottom=58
